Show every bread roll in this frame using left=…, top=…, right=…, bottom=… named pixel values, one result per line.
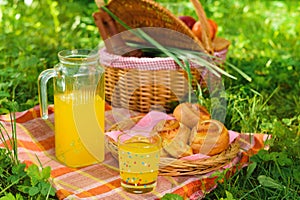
left=189, top=119, right=229, bottom=156
left=173, top=102, right=210, bottom=129
left=153, top=119, right=192, bottom=158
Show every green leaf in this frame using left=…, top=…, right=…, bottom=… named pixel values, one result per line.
left=7, top=164, right=26, bottom=183
left=250, top=149, right=269, bottom=162
left=225, top=190, right=235, bottom=200
left=40, top=182, right=49, bottom=196
left=220, top=190, right=236, bottom=200
left=7, top=174, right=20, bottom=184
left=0, top=91, right=10, bottom=98
left=28, top=186, right=40, bottom=196
left=257, top=175, right=285, bottom=190
left=17, top=185, right=30, bottom=194
left=0, top=108, right=10, bottom=115
left=273, top=152, right=293, bottom=166
left=0, top=193, right=16, bottom=200
left=161, top=193, right=184, bottom=200
left=26, top=164, right=41, bottom=186
left=39, top=181, right=54, bottom=196
left=15, top=194, right=24, bottom=200
left=246, top=162, right=257, bottom=180
left=41, top=166, right=51, bottom=179
left=12, top=163, right=26, bottom=176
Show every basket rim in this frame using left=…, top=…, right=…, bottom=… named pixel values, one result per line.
left=99, top=47, right=206, bottom=71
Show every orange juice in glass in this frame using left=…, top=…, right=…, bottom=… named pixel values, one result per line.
left=118, top=134, right=161, bottom=194
left=38, top=49, right=105, bottom=167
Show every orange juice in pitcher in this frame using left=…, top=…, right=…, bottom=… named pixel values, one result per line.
left=54, top=90, right=105, bottom=167
left=38, top=49, right=105, bottom=167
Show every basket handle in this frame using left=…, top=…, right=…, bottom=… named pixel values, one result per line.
left=190, top=0, right=214, bottom=54
left=93, top=9, right=143, bottom=57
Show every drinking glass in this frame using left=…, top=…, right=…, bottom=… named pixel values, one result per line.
left=118, top=133, right=161, bottom=194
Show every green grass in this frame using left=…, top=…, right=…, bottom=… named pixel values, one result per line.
left=0, top=0, right=100, bottom=113
left=0, top=0, right=299, bottom=199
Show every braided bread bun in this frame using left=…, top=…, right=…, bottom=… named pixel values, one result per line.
left=173, top=102, right=210, bottom=129
left=189, top=119, right=229, bottom=156
left=153, top=119, right=192, bottom=158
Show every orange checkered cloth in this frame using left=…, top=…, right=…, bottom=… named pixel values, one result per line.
left=0, top=105, right=269, bottom=200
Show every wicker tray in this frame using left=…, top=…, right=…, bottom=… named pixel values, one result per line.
left=106, top=116, right=241, bottom=176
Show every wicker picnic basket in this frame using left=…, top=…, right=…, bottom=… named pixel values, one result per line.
left=106, top=116, right=240, bottom=176
left=93, top=0, right=230, bottom=113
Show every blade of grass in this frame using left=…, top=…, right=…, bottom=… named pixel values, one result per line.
left=182, top=52, right=236, bottom=79
left=182, top=58, right=192, bottom=102
left=261, top=86, right=280, bottom=108
left=225, top=61, right=252, bottom=82
left=239, top=185, right=262, bottom=200
left=0, top=174, right=27, bottom=195
left=10, top=110, right=18, bottom=164
left=0, top=101, right=18, bottom=164
left=0, top=122, right=12, bottom=149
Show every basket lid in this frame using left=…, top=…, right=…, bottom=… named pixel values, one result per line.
left=94, top=0, right=211, bottom=54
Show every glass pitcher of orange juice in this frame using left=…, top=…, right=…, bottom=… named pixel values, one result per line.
left=38, top=49, right=105, bottom=168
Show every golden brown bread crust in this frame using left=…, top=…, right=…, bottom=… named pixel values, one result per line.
left=153, top=119, right=192, bottom=158
left=173, top=102, right=210, bottom=129
left=189, top=119, right=229, bottom=156
left=154, top=119, right=180, bottom=140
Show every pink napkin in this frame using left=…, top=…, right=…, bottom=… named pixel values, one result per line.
left=105, top=111, right=174, bottom=142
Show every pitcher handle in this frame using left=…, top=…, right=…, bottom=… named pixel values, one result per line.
left=38, top=68, right=57, bottom=119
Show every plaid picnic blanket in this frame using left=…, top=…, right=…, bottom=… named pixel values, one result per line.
left=0, top=104, right=269, bottom=200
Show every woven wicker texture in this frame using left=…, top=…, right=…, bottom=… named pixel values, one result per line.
left=106, top=116, right=240, bottom=176
left=101, top=49, right=204, bottom=113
